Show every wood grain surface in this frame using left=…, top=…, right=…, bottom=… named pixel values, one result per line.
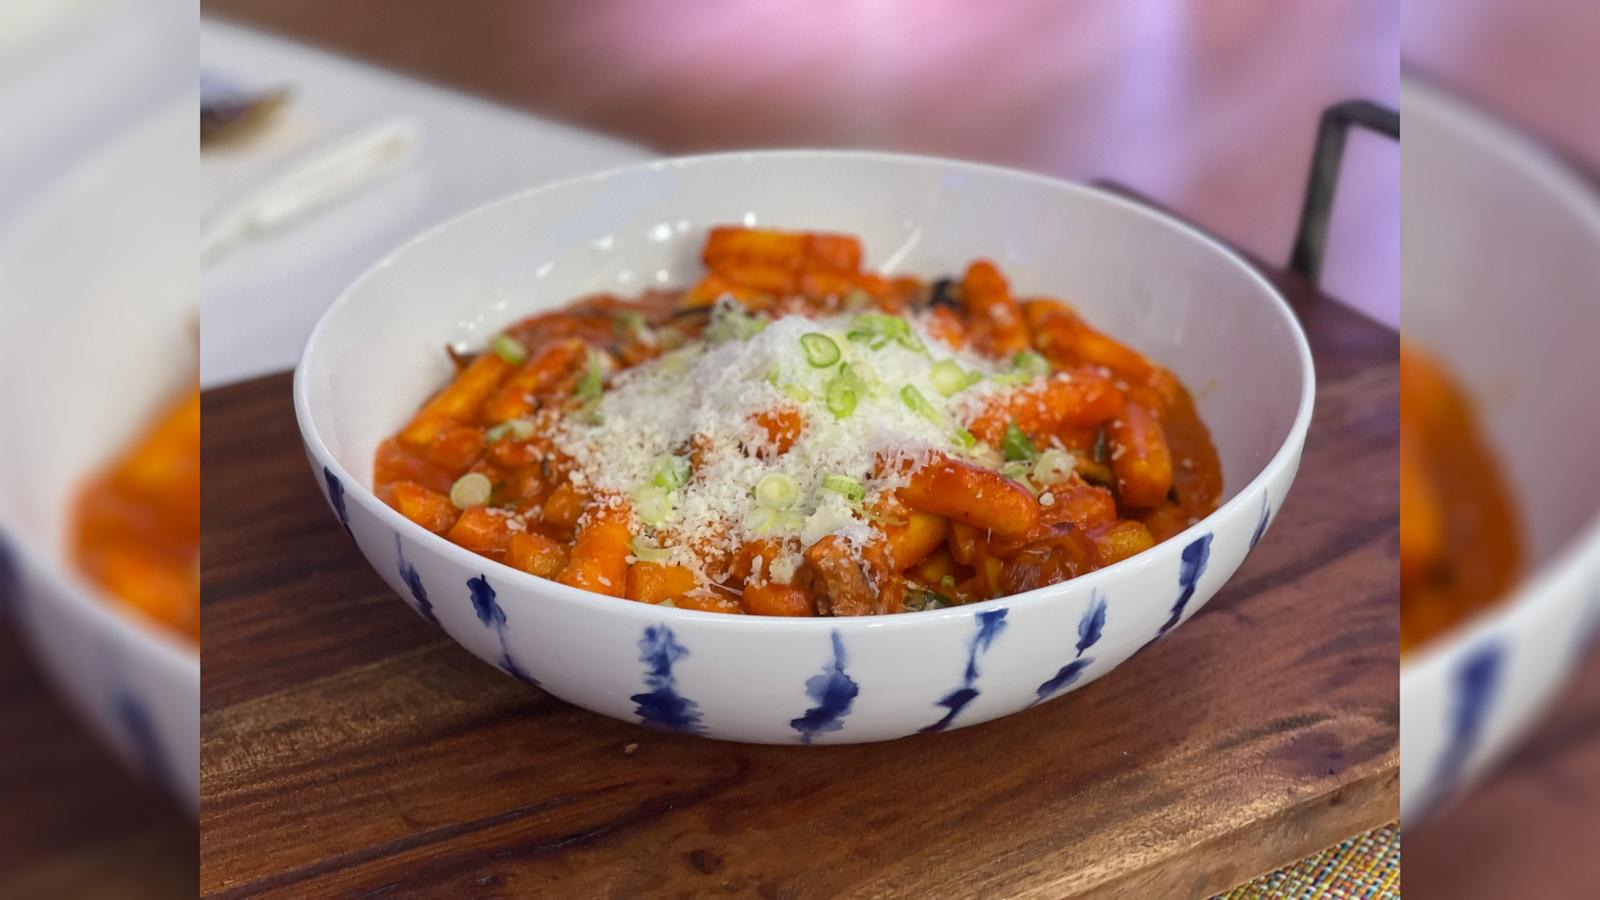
left=198, top=244, right=1399, bottom=898
left=0, top=625, right=197, bottom=899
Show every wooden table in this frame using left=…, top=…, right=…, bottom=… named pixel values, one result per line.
left=198, top=239, right=1399, bottom=897
left=0, top=626, right=197, bottom=899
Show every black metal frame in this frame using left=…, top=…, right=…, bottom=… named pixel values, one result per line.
left=1288, top=100, right=1400, bottom=285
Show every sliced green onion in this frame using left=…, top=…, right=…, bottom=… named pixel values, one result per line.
left=825, top=377, right=858, bottom=418
left=485, top=418, right=535, bottom=443
left=762, top=362, right=781, bottom=385
left=706, top=300, right=767, bottom=343
left=755, top=473, right=800, bottom=509
left=1032, top=448, right=1075, bottom=485
left=781, top=383, right=812, bottom=403
left=656, top=348, right=693, bottom=376
left=629, top=536, right=673, bottom=563
left=449, top=472, right=493, bottom=509
left=991, top=350, right=1053, bottom=386
left=574, top=350, right=606, bottom=403
left=800, top=333, right=840, bottom=367
left=745, top=507, right=778, bottom=534
left=952, top=427, right=977, bottom=450
left=1002, top=423, right=1038, bottom=461
left=489, top=334, right=527, bottom=365
left=930, top=360, right=978, bottom=397
left=614, top=312, right=654, bottom=345
left=845, top=313, right=923, bottom=353
left=839, top=361, right=880, bottom=395
left=821, top=474, right=865, bottom=503
left=1012, top=351, right=1051, bottom=378
left=652, top=455, right=690, bottom=490
left=939, top=574, right=957, bottom=590
left=632, top=484, right=675, bottom=526
left=900, top=384, right=943, bottom=427
left=656, top=325, right=688, bottom=352
left=1000, top=461, right=1036, bottom=492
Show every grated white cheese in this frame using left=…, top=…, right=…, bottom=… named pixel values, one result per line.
left=554, top=312, right=1005, bottom=581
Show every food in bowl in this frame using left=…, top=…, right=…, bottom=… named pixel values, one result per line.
left=72, top=385, right=200, bottom=640
left=375, top=227, right=1221, bottom=616
left=1399, top=342, right=1520, bottom=652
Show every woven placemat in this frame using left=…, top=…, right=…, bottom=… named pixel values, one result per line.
left=1215, top=824, right=1401, bottom=899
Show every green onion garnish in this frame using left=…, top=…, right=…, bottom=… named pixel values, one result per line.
left=706, top=300, right=767, bottom=343
left=652, top=455, right=690, bottom=491
left=821, top=474, right=865, bottom=503
left=632, top=484, right=675, bottom=527
left=845, top=313, right=924, bottom=353
left=755, top=473, right=800, bottom=510
left=939, top=574, right=957, bottom=590
left=952, top=428, right=977, bottom=450
left=574, top=350, right=606, bottom=403
left=781, top=383, right=812, bottom=403
left=900, top=384, right=943, bottom=427
left=1032, top=448, right=1074, bottom=485
left=1000, top=461, right=1036, bottom=492
left=930, top=360, right=978, bottom=397
left=1012, top=351, right=1050, bottom=378
left=629, top=536, right=672, bottom=564
left=485, top=418, right=535, bottom=443
left=1002, top=423, right=1038, bottom=461
left=449, top=472, right=493, bottom=509
left=800, top=332, right=841, bottom=367
left=614, top=312, right=654, bottom=344
left=490, top=334, right=527, bottom=365
left=825, top=377, right=858, bottom=418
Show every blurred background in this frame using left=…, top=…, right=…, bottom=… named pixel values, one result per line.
left=1403, top=1, right=1600, bottom=896
left=0, top=3, right=196, bottom=898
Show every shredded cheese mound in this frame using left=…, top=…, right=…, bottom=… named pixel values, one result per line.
left=553, top=312, right=1006, bottom=583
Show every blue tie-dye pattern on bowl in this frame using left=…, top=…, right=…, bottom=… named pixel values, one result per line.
left=467, top=575, right=537, bottom=685
left=921, top=608, right=1009, bottom=733
left=790, top=630, right=859, bottom=743
left=395, top=536, right=440, bottom=627
left=630, top=625, right=704, bottom=734
left=1249, top=492, right=1272, bottom=550
left=323, top=466, right=352, bottom=536
left=1419, top=639, right=1504, bottom=815
left=1033, top=591, right=1108, bottom=704
left=1156, top=533, right=1213, bottom=638
left=114, top=690, right=172, bottom=800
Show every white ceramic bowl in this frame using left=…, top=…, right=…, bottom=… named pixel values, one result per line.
left=1400, top=81, right=1600, bottom=823
left=0, top=102, right=198, bottom=808
left=296, top=151, right=1314, bottom=743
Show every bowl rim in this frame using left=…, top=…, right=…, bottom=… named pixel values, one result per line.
left=294, top=148, right=1317, bottom=633
left=0, top=98, right=198, bottom=676
left=1400, top=78, right=1600, bottom=670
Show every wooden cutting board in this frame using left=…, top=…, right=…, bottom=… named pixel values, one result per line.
left=198, top=247, right=1398, bottom=898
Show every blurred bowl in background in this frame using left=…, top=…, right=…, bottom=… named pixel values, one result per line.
left=0, top=98, right=198, bottom=811
left=1399, top=78, right=1600, bottom=823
